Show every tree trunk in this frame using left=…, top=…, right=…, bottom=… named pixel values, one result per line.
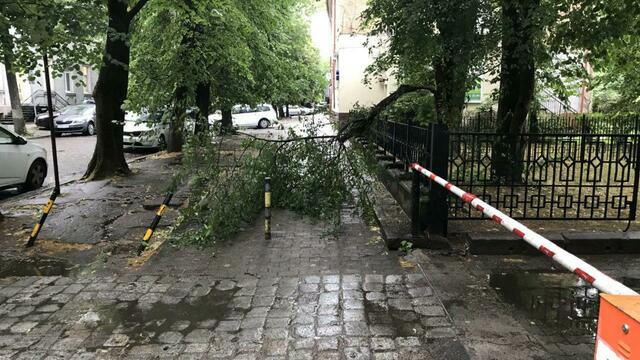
left=285, top=105, right=290, bottom=118
left=277, top=106, right=285, bottom=119
left=84, top=0, right=131, bottom=180
left=167, top=86, right=186, bottom=152
left=431, top=0, right=478, bottom=126
left=220, top=107, right=233, bottom=134
left=433, top=61, right=467, bottom=126
left=194, top=82, right=210, bottom=134
left=493, top=0, right=539, bottom=181
left=1, top=27, right=25, bottom=135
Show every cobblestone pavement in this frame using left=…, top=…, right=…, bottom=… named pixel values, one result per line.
left=0, top=209, right=468, bottom=359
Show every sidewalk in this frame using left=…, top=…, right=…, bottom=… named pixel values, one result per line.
left=0, top=201, right=468, bottom=359
left=4, top=123, right=50, bottom=139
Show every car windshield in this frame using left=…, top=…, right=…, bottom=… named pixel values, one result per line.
left=64, top=105, right=94, bottom=116
left=127, top=112, right=163, bottom=123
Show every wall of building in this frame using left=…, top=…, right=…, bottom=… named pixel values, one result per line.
left=0, top=64, right=11, bottom=115
left=0, top=63, right=98, bottom=116
left=335, top=34, right=392, bottom=116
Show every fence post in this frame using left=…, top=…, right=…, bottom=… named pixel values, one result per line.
left=411, top=168, right=421, bottom=236
left=426, top=123, right=449, bottom=235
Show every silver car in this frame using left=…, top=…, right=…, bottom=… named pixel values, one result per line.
left=54, top=104, right=96, bottom=136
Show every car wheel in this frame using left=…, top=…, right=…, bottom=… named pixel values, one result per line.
left=158, top=135, right=167, bottom=150
left=85, top=121, right=96, bottom=136
left=23, top=159, right=47, bottom=191
left=258, top=119, right=270, bottom=129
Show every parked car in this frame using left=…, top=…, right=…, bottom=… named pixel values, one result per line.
left=208, top=104, right=277, bottom=129
left=288, top=105, right=313, bottom=116
left=35, top=109, right=63, bottom=129
left=123, top=112, right=168, bottom=150
left=0, top=124, right=47, bottom=191
left=53, top=104, right=96, bottom=136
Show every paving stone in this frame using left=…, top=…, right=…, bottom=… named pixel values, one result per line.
left=408, top=287, right=433, bottom=298
left=317, top=325, right=342, bottom=337
left=262, top=339, right=287, bottom=356
left=9, top=305, right=35, bottom=317
left=371, top=337, right=395, bottom=351
left=319, top=292, right=339, bottom=305
left=414, top=305, right=446, bottom=317
left=343, top=309, right=366, bottom=322
left=216, top=320, right=241, bottom=332
left=36, top=304, right=60, bottom=313
left=388, top=299, right=413, bottom=311
left=103, top=334, right=129, bottom=347
left=344, top=347, right=371, bottom=360
left=215, top=279, right=237, bottom=291
left=170, top=320, right=191, bottom=331
left=345, top=322, right=370, bottom=336
left=295, top=325, right=315, bottom=338
left=184, top=329, right=213, bottom=343
left=395, top=336, right=421, bottom=347
left=157, top=331, right=183, bottom=344
left=10, top=321, right=39, bottom=334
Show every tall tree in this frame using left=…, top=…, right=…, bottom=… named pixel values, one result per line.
left=0, top=0, right=102, bottom=134
left=492, top=0, right=541, bottom=180
left=84, top=0, right=151, bottom=179
left=362, top=0, right=497, bottom=125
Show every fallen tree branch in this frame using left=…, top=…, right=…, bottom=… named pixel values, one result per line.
left=337, top=84, right=435, bottom=141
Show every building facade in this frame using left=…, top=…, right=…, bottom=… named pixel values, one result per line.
left=326, top=0, right=398, bottom=120
left=0, top=63, right=98, bottom=118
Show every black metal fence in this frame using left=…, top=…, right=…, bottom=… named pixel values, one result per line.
left=370, top=114, right=640, bottom=225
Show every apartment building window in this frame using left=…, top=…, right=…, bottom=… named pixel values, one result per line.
left=64, top=72, right=74, bottom=94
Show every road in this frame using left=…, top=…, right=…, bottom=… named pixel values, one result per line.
left=0, top=134, right=145, bottom=201
left=0, top=115, right=334, bottom=201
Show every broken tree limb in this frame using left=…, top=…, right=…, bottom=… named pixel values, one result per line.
left=337, top=84, right=435, bottom=142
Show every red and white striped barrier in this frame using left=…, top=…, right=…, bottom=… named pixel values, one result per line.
left=411, top=163, right=637, bottom=296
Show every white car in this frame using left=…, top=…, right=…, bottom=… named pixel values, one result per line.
left=0, top=124, right=48, bottom=191
left=208, top=104, right=277, bottom=129
left=123, top=112, right=169, bottom=150
left=288, top=105, right=313, bottom=116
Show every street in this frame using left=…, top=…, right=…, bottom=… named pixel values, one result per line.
left=0, top=134, right=144, bottom=201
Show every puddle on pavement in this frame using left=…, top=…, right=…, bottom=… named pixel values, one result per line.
left=0, top=255, right=72, bottom=277
left=490, top=271, right=640, bottom=336
left=87, top=286, right=237, bottom=349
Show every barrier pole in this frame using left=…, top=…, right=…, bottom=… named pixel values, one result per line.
left=410, top=163, right=637, bottom=296
left=26, top=188, right=59, bottom=247
left=265, top=177, right=271, bottom=240
left=26, top=51, right=60, bottom=248
left=137, top=192, right=173, bottom=255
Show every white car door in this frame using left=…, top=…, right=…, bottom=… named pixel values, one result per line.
left=234, top=105, right=258, bottom=128
left=0, top=127, right=29, bottom=187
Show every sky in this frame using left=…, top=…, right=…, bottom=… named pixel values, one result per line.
left=309, top=8, right=331, bottom=60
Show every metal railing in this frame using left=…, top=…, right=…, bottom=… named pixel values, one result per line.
left=369, top=114, right=640, bottom=224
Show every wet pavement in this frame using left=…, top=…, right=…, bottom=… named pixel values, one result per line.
left=3, top=124, right=638, bottom=358
left=0, top=206, right=468, bottom=359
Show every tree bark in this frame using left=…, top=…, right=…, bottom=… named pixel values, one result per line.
left=277, top=106, right=285, bottom=119
left=84, top=0, right=132, bottom=180
left=220, top=107, right=233, bottom=134
left=493, top=0, right=539, bottom=181
left=194, top=81, right=210, bottom=134
left=431, top=0, right=479, bottom=126
left=1, top=27, right=25, bottom=135
left=285, top=105, right=290, bottom=118
left=167, top=86, right=186, bottom=152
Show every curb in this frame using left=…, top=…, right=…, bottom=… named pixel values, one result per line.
left=467, top=231, right=640, bottom=255
left=0, top=153, right=157, bottom=205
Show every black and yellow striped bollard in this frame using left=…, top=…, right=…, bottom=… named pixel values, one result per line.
left=265, top=177, right=271, bottom=240
left=26, top=189, right=59, bottom=248
left=137, top=192, right=173, bottom=255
